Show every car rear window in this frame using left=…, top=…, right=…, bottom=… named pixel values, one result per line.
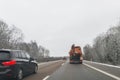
left=0, top=51, right=10, bottom=60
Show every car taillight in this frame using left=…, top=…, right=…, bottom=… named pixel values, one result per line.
left=2, top=60, right=16, bottom=66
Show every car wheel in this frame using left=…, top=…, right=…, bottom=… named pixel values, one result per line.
left=33, top=65, right=38, bottom=74
left=16, top=69, right=23, bottom=80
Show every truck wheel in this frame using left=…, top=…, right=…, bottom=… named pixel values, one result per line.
left=80, top=62, right=83, bottom=64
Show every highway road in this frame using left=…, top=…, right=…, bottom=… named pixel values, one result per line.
left=23, top=60, right=120, bottom=80
left=23, top=60, right=65, bottom=80
left=45, top=60, right=120, bottom=80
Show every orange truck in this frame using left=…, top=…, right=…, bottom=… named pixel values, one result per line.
left=69, top=45, right=83, bottom=64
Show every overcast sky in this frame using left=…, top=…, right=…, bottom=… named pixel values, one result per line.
left=0, top=0, right=120, bottom=56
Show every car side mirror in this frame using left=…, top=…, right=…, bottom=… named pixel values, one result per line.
left=30, top=57, right=34, bottom=61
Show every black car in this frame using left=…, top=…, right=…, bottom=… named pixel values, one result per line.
left=0, top=49, right=38, bottom=80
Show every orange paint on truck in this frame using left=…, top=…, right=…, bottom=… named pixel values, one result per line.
left=69, top=46, right=83, bottom=64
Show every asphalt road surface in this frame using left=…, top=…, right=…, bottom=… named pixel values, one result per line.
left=23, top=60, right=120, bottom=80
left=23, top=60, right=65, bottom=80
left=46, top=60, right=120, bottom=80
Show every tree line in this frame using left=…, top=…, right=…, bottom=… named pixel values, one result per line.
left=0, top=19, right=50, bottom=62
left=84, top=24, right=120, bottom=65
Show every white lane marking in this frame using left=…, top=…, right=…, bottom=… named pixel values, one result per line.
left=84, top=63, right=120, bottom=80
left=61, top=63, right=64, bottom=66
left=43, top=76, right=50, bottom=80
left=84, top=60, right=120, bottom=69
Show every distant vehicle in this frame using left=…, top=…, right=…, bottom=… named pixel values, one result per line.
left=69, top=45, right=83, bottom=64
left=0, top=49, right=38, bottom=80
left=63, top=57, right=67, bottom=60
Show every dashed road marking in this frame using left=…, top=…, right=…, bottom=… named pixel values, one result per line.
left=61, top=63, right=64, bottom=66
left=43, top=75, right=50, bottom=80
left=84, top=63, right=120, bottom=80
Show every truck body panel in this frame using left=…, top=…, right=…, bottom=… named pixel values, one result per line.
left=69, top=46, right=83, bottom=64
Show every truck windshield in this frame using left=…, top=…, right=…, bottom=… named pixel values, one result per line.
left=0, top=51, right=10, bottom=60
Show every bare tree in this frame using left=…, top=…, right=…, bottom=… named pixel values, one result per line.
left=84, top=24, right=120, bottom=65
left=0, top=19, right=51, bottom=62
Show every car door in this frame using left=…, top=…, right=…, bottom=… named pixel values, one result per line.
left=24, top=52, right=33, bottom=73
left=21, top=51, right=30, bottom=74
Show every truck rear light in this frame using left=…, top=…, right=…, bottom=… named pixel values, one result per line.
left=2, top=60, right=16, bottom=66
left=70, top=60, right=73, bottom=62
